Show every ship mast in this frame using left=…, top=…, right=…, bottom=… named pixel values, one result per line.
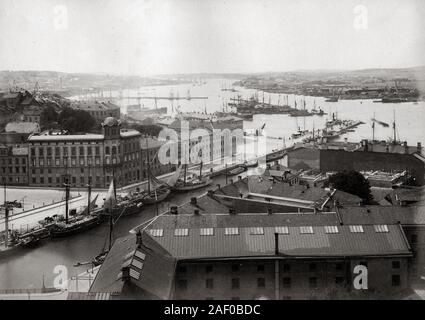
left=87, top=164, right=91, bottom=215
left=392, top=110, right=397, bottom=144
left=146, top=138, right=151, bottom=193
left=3, top=182, right=9, bottom=247
left=64, top=180, right=70, bottom=225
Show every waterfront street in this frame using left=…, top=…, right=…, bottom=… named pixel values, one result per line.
left=0, top=171, right=238, bottom=290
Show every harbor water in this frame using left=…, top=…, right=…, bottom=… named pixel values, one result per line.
left=0, top=78, right=424, bottom=290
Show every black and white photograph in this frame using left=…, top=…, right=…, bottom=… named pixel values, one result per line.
left=0, top=0, right=425, bottom=306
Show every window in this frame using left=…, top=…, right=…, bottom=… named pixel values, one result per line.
left=274, top=226, right=289, bottom=234
left=206, top=279, right=214, bottom=289
left=349, top=225, right=364, bottom=233
left=174, top=229, right=189, bottom=236
left=131, top=259, right=143, bottom=270
left=134, top=250, right=145, bottom=260
left=309, top=263, right=317, bottom=271
left=149, top=229, right=163, bottom=237
left=257, top=265, right=265, bottom=272
left=374, top=224, right=389, bottom=233
left=250, top=227, right=264, bottom=235
left=324, top=226, right=339, bottom=234
left=225, top=227, right=239, bottom=235
left=129, top=269, right=140, bottom=280
left=392, top=275, right=400, bottom=286
left=231, top=264, right=239, bottom=272
left=392, top=261, right=400, bottom=269
left=200, top=228, right=214, bottom=236
left=257, top=278, right=265, bottom=288
left=335, top=263, right=343, bottom=271
left=231, top=278, right=240, bottom=289
left=283, top=264, right=291, bottom=272
left=177, top=279, right=187, bottom=290
left=282, top=277, right=291, bottom=288
left=178, top=266, right=187, bottom=274
left=300, top=226, right=314, bottom=234
left=309, top=277, right=318, bottom=288
left=206, top=265, right=213, bottom=273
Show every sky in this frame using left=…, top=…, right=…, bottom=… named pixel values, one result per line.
left=0, top=0, right=424, bottom=75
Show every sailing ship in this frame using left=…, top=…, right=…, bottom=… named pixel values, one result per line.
left=138, top=138, right=171, bottom=204
left=48, top=177, right=101, bottom=238
left=172, top=162, right=212, bottom=192
left=92, top=179, right=118, bottom=266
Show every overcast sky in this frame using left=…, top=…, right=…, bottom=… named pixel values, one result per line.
left=0, top=0, right=424, bottom=75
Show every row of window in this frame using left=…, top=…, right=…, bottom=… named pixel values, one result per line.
left=177, top=274, right=402, bottom=291
left=149, top=225, right=390, bottom=237
left=177, top=261, right=401, bottom=275
left=32, top=157, right=102, bottom=167
left=31, top=146, right=101, bottom=157
left=0, top=158, right=26, bottom=165
left=1, top=166, right=26, bottom=174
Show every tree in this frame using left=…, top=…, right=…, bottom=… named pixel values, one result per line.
left=40, top=105, right=59, bottom=129
left=57, top=107, right=95, bottom=133
left=328, top=170, right=373, bottom=203
left=131, top=124, right=163, bottom=137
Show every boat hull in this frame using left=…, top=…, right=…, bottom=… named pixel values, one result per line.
left=49, top=217, right=101, bottom=238
left=173, top=179, right=212, bottom=192
left=141, top=189, right=171, bottom=205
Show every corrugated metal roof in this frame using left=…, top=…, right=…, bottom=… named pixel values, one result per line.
left=150, top=224, right=411, bottom=259
left=90, top=233, right=176, bottom=299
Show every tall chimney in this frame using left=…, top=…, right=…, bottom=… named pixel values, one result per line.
left=417, top=142, right=422, bottom=153
left=274, top=233, right=279, bottom=255
left=404, top=141, right=408, bottom=154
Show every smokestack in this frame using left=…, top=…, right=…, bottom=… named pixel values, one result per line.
left=274, top=233, right=279, bottom=255
left=417, top=142, right=422, bottom=153
left=190, top=197, right=197, bottom=205
left=404, top=141, right=408, bottom=154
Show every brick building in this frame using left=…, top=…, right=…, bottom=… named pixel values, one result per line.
left=285, top=140, right=425, bottom=185
left=0, top=144, right=28, bottom=185
left=90, top=211, right=411, bottom=300
left=70, top=101, right=121, bottom=124
left=27, top=117, right=141, bottom=188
